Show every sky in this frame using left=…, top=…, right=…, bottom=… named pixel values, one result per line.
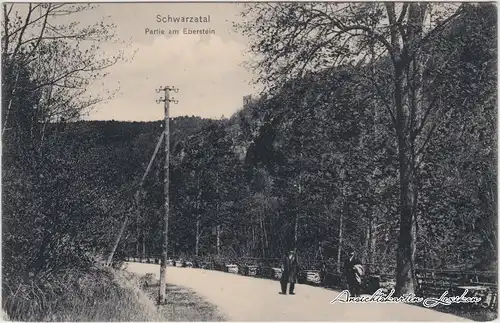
left=75, top=3, right=259, bottom=121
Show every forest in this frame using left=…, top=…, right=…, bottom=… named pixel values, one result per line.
left=2, top=2, right=497, bottom=315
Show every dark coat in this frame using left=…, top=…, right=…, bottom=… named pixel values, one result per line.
left=343, top=256, right=362, bottom=284
left=281, top=254, right=300, bottom=283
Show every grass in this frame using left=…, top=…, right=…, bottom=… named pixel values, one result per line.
left=3, top=265, right=225, bottom=322
left=3, top=266, right=163, bottom=321
left=412, top=301, right=498, bottom=322
left=141, top=277, right=226, bottom=321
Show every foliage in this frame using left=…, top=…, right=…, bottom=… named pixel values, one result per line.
left=234, top=1, right=497, bottom=294
left=1, top=3, right=136, bottom=310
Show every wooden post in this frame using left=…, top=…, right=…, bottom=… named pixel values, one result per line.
left=156, top=86, right=178, bottom=305
left=159, top=88, right=170, bottom=304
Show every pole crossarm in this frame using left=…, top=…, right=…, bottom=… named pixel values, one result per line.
left=156, top=86, right=180, bottom=104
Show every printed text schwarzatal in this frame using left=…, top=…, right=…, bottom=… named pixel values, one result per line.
left=156, top=14, right=211, bottom=23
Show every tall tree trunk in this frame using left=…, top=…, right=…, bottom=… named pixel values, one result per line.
left=294, top=182, right=302, bottom=250
left=367, top=215, right=374, bottom=275
left=195, top=176, right=202, bottom=257
left=260, top=214, right=265, bottom=258
left=393, top=1, right=429, bottom=297
left=263, top=219, right=268, bottom=254
left=395, top=62, right=416, bottom=296
left=337, top=192, right=344, bottom=273
left=260, top=211, right=268, bottom=258
left=196, top=219, right=200, bottom=257
left=411, top=178, right=419, bottom=273
left=215, top=172, right=220, bottom=255
left=364, top=226, right=369, bottom=264
left=135, top=195, right=141, bottom=259
left=216, top=225, right=221, bottom=255
left=294, top=213, right=299, bottom=250
left=142, top=227, right=146, bottom=260
left=252, top=227, right=255, bottom=256
left=261, top=205, right=269, bottom=258
left=136, top=222, right=139, bottom=259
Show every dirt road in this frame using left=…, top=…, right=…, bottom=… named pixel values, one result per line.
left=125, top=262, right=470, bottom=321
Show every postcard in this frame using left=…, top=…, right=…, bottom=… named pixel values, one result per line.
left=2, top=1, right=497, bottom=322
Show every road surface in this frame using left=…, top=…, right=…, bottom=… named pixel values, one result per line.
left=125, top=262, right=470, bottom=321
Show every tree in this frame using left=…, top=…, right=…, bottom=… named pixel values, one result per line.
left=2, top=3, right=132, bottom=145
left=234, top=2, right=490, bottom=295
left=412, top=4, right=497, bottom=270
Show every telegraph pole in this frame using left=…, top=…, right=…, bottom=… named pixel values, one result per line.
left=156, top=86, right=178, bottom=305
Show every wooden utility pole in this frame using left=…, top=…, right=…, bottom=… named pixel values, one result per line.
left=156, top=85, right=179, bottom=305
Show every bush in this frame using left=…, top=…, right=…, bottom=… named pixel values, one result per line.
left=2, top=266, right=162, bottom=321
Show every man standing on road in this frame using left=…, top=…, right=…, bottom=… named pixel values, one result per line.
left=280, top=249, right=299, bottom=295
left=343, top=246, right=363, bottom=297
